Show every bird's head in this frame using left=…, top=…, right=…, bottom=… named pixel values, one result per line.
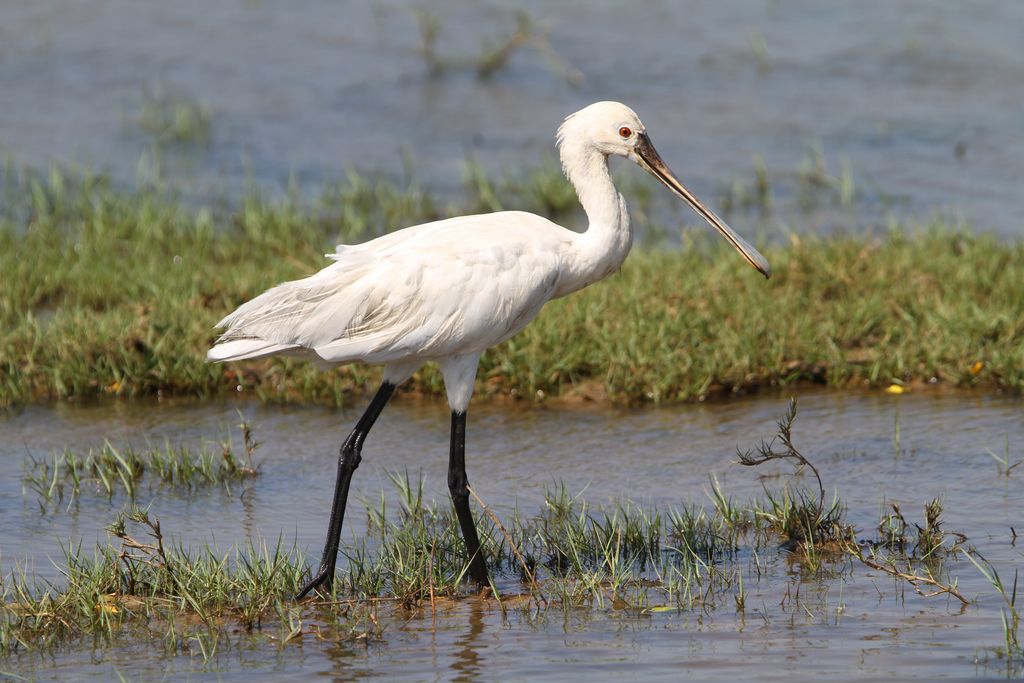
left=559, top=101, right=771, bottom=278
left=558, top=101, right=646, bottom=158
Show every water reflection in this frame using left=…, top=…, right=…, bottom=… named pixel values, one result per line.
left=450, top=599, right=486, bottom=683
left=322, top=638, right=376, bottom=683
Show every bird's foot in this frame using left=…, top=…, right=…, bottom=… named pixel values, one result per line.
left=295, top=566, right=334, bottom=601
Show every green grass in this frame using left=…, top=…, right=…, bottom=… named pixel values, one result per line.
left=135, top=85, right=212, bottom=146
left=23, top=418, right=260, bottom=510
left=1, top=507, right=313, bottom=659
left=965, top=550, right=1022, bottom=669
left=0, top=483, right=755, bottom=656
left=1, top=165, right=1022, bottom=408
left=0, top=471, right=968, bottom=660
left=0, top=402, right=985, bottom=661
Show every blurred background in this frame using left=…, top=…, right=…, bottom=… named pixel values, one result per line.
left=2, top=0, right=1022, bottom=238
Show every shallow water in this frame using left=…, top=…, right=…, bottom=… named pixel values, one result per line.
left=1, top=389, right=1022, bottom=680
left=2, top=1, right=1023, bottom=237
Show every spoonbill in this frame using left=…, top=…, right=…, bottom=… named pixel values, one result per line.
left=208, top=101, right=770, bottom=598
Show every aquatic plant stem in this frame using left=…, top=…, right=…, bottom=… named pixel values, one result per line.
left=847, top=542, right=968, bottom=605
left=467, top=484, right=547, bottom=605
left=738, top=398, right=825, bottom=517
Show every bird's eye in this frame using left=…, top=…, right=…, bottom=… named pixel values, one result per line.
left=618, top=126, right=633, bottom=139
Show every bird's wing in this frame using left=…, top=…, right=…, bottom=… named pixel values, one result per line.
left=212, top=212, right=572, bottom=364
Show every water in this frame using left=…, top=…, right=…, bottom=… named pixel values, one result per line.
left=1, top=389, right=1022, bottom=679
left=2, top=1, right=1023, bottom=237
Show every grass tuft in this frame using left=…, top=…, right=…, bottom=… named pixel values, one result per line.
left=135, top=85, right=212, bottom=146
left=23, top=418, right=260, bottom=509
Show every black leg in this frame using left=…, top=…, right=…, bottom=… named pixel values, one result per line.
left=295, top=381, right=395, bottom=599
left=448, top=410, right=490, bottom=588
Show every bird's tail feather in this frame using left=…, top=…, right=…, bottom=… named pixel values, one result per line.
left=206, top=339, right=303, bottom=363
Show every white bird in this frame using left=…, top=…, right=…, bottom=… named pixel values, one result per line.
left=208, top=101, right=770, bottom=598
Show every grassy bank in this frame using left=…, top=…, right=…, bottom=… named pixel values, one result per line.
left=1, top=167, right=1022, bottom=407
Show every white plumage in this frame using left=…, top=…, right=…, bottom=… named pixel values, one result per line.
left=209, top=212, right=569, bottom=374
left=208, top=102, right=770, bottom=596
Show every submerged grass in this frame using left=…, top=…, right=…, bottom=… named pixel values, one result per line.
left=1, top=507, right=311, bottom=659
left=1, top=165, right=1022, bottom=408
left=2, top=402, right=987, bottom=663
left=135, top=85, right=212, bottom=146
left=965, top=550, right=1022, bottom=671
left=23, top=418, right=260, bottom=509
left=0, top=484, right=758, bottom=659
left=0, top=475, right=975, bottom=662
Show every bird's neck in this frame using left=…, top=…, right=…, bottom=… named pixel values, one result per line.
left=562, top=140, right=623, bottom=228
left=558, top=141, right=634, bottom=295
